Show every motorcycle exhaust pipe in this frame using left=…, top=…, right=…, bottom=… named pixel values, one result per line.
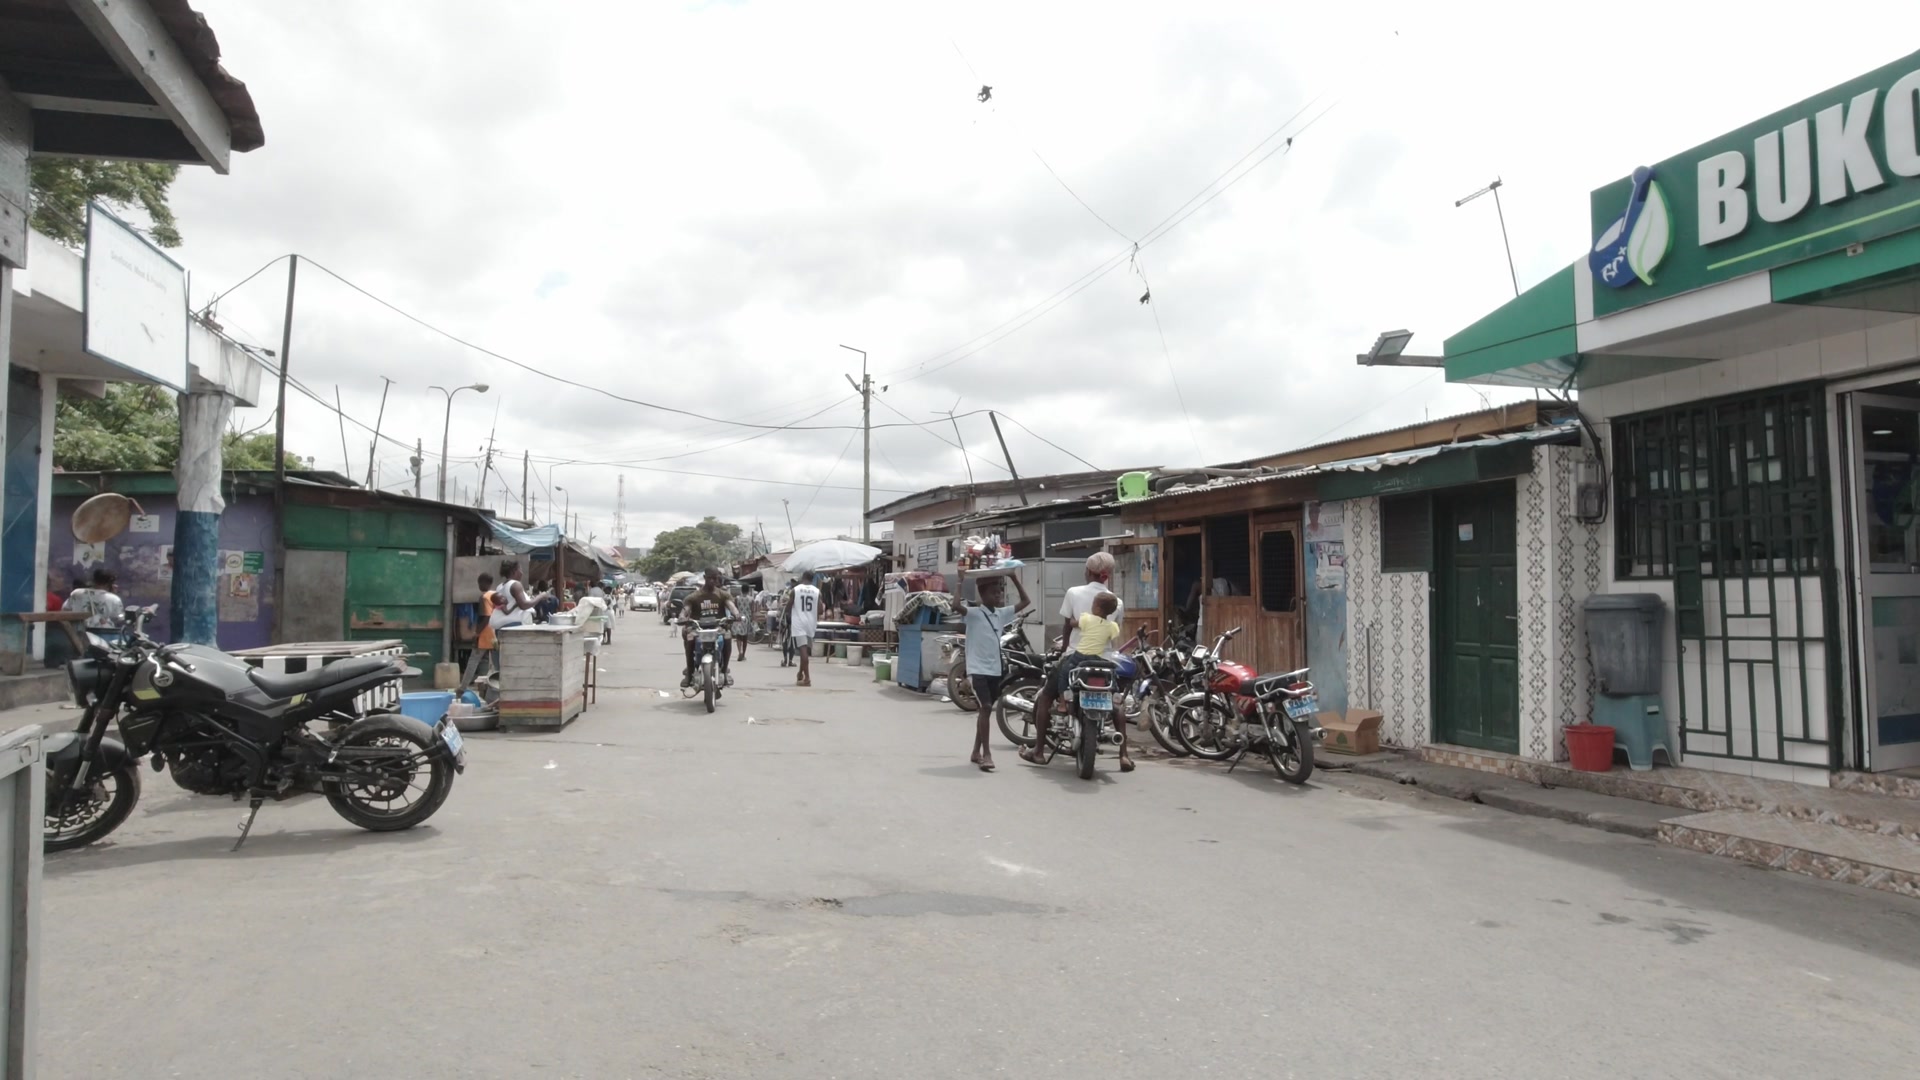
left=1002, top=690, right=1036, bottom=715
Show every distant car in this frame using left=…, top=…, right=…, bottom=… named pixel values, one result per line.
left=631, top=591, right=658, bottom=612
left=663, top=584, right=697, bottom=623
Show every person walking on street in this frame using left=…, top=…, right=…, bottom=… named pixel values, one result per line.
left=476, top=572, right=499, bottom=676
left=1022, top=552, right=1131, bottom=771
left=788, top=572, right=821, bottom=687
left=955, top=573, right=1030, bottom=771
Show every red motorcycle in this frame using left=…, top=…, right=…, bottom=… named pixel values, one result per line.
left=1171, top=626, right=1321, bottom=783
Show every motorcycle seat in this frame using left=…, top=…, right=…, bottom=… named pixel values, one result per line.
left=247, top=656, right=396, bottom=700
left=1249, top=672, right=1307, bottom=697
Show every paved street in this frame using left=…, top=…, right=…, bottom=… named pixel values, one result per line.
left=35, top=620, right=1920, bottom=1079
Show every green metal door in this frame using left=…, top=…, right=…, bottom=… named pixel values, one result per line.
left=1434, top=482, right=1520, bottom=753
left=285, top=504, right=447, bottom=664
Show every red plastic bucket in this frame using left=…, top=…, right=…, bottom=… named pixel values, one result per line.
left=1565, top=724, right=1616, bottom=772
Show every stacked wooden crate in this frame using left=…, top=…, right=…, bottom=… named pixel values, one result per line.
left=496, top=624, right=586, bottom=730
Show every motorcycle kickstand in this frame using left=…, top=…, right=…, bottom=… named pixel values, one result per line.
left=1226, top=745, right=1249, bottom=775
left=233, top=794, right=265, bottom=852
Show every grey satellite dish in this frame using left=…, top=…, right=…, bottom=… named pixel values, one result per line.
left=71, top=493, right=140, bottom=544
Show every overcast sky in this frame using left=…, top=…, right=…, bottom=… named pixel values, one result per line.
left=165, top=0, right=1920, bottom=553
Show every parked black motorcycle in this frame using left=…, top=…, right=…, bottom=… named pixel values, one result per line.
left=46, top=609, right=465, bottom=853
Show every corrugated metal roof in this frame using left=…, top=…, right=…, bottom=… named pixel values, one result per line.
left=1127, top=422, right=1581, bottom=505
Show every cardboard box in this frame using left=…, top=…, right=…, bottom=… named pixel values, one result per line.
left=1318, top=709, right=1382, bottom=755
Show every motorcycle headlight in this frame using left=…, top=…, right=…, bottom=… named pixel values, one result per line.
left=66, top=658, right=110, bottom=708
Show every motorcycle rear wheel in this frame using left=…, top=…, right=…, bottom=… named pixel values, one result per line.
left=1269, top=719, right=1314, bottom=784
left=324, top=715, right=455, bottom=832
left=44, top=761, right=141, bottom=853
left=1075, top=715, right=1098, bottom=779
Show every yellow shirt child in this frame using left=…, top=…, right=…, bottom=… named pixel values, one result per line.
left=1076, top=610, right=1121, bottom=656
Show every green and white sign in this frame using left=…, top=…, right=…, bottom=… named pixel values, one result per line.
left=1591, top=48, right=1920, bottom=316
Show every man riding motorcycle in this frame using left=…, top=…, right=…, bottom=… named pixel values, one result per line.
left=680, top=567, right=741, bottom=690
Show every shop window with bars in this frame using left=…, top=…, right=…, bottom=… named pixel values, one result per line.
left=1612, top=385, right=1838, bottom=765
left=1380, top=494, right=1432, bottom=573
left=1258, top=529, right=1299, bottom=612
left=1613, top=386, right=1828, bottom=580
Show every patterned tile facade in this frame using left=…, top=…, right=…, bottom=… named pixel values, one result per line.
left=1343, top=495, right=1430, bottom=749
left=1343, top=445, right=1601, bottom=761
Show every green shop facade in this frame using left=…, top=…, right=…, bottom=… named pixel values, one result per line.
left=1444, top=47, right=1920, bottom=781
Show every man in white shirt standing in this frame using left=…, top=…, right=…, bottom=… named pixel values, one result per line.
left=1021, top=552, right=1131, bottom=771
left=787, top=572, right=821, bottom=687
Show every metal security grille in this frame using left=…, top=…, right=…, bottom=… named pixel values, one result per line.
left=1615, top=385, right=1838, bottom=764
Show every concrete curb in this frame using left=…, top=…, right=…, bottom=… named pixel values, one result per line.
left=1348, top=755, right=1672, bottom=840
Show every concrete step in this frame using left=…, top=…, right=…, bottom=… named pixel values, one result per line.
left=0, top=670, right=68, bottom=712
left=1660, top=809, right=1920, bottom=901
left=1833, top=770, right=1920, bottom=803
left=1476, top=786, right=1676, bottom=840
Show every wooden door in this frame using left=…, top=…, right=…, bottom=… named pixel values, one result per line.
left=1254, top=524, right=1305, bottom=675
left=1108, top=539, right=1164, bottom=646
left=1434, top=483, right=1519, bottom=753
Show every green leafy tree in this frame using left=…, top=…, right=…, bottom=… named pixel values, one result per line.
left=54, top=383, right=306, bottom=472
left=635, top=517, right=750, bottom=582
left=29, top=159, right=183, bottom=248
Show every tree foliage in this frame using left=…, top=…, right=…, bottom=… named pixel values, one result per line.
left=634, top=517, right=750, bottom=582
left=54, top=383, right=307, bottom=473
left=29, top=159, right=183, bottom=248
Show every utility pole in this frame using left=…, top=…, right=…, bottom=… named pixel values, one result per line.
left=521, top=451, right=530, bottom=519
left=271, top=254, right=298, bottom=644
left=840, top=344, right=871, bottom=541
left=782, top=498, right=797, bottom=549
left=365, top=375, right=395, bottom=487
left=988, top=411, right=1027, bottom=506
left=332, top=386, right=352, bottom=479
left=614, top=474, right=627, bottom=547
left=412, top=438, right=423, bottom=497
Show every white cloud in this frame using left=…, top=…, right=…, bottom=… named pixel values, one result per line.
left=168, top=0, right=1920, bottom=546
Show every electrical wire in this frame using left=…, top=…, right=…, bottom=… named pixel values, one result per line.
left=870, top=392, right=1010, bottom=476
left=196, top=254, right=292, bottom=317
left=995, top=412, right=1101, bottom=472
left=299, top=258, right=1000, bottom=437
left=792, top=431, right=859, bottom=526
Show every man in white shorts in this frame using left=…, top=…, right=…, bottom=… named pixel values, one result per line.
left=787, top=571, right=821, bottom=687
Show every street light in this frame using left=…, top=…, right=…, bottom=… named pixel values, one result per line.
left=429, top=383, right=489, bottom=502
left=555, top=486, right=570, bottom=534
left=1355, top=329, right=1445, bottom=368
left=1456, top=177, right=1521, bottom=298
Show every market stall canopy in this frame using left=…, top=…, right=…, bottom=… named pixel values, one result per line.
left=485, top=518, right=562, bottom=555
left=781, top=539, right=882, bottom=575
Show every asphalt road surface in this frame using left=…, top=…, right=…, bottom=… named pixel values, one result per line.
left=35, top=617, right=1920, bottom=1078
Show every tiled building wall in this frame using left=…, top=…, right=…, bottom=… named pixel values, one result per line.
left=1343, top=495, right=1429, bottom=749
left=1344, top=443, right=1602, bottom=760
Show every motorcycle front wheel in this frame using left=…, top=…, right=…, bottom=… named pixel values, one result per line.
left=1269, top=718, right=1314, bottom=784
left=994, top=676, right=1042, bottom=747
left=948, top=660, right=977, bottom=712
left=324, top=715, right=455, bottom=832
left=1174, top=697, right=1239, bottom=761
left=1144, top=688, right=1186, bottom=757
left=44, top=761, right=141, bottom=852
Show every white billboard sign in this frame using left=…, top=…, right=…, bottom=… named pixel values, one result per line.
left=83, top=203, right=188, bottom=391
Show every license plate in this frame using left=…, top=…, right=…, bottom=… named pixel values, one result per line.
left=1283, top=694, right=1318, bottom=719
left=439, top=719, right=466, bottom=758
left=1079, top=690, right=1112, bottom=712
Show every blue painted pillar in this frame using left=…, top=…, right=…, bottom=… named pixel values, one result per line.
left=171, top=391, right=231, bottom=646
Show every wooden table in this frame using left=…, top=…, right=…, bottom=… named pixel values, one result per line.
left=15, top=611, right=91, bottom=655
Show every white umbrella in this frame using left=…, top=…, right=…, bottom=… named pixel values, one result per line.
left=781, top=539, right=882, bottom=575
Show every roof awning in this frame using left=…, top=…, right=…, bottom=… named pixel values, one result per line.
left=486, top=519, right=561, bottom=554
left=1443, top=264, right=1579, bottom=388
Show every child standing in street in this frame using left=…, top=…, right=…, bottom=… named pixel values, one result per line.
left=955, top=572, right=1030, bottom=772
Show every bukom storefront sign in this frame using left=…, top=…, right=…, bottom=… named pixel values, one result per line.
left=1591, top=48, right=1920, bottom=316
